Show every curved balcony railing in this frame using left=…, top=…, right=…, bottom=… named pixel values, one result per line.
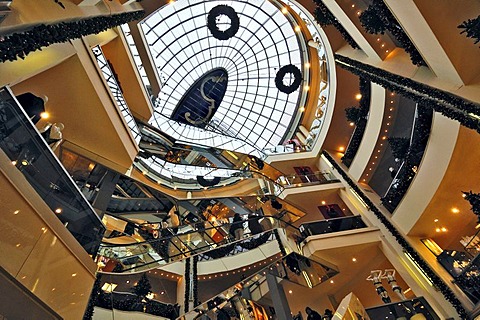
left=365, top=297, right=439, bottom=320
left=97, top=215, right=296, bottom=273
left=0, top=86, right=105, bottom=255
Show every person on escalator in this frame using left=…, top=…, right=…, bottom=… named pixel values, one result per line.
left=248, top=213, right=264, bottom=235
left=229, top=213, right=244, bottom=240
left=305, top=307, right=322, bottom=320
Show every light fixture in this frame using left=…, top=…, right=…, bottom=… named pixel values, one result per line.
left=355, top=93, right=362, bottom=100
left=40, top=112, right=49, bottom=119
left=349, top=122, right=355, bottom=126
left=304, top=85, right=310, bottom=91
left=299, top=106, right=305, bottom=112
left=305, top=62, right=310, bottom=68
left=281, top=7, right=288, bottom=14
left=441, top=227, right=447, bottom=232
left=101, top=283, right=117, bottom=293
left=321, top=201, right=326, bottom=205
left=451, top=208, right=460, bottom=214
left=339, top=146, right=345, bottom=152
left=330, top=280, right=334, bottom=284
left=435, top=228, right=441, bottom=232
left=434, top=219, right=438, bottom=222
left=55, top=208, right=62, bottom=214
left=352, top=258, right=357, bottom=262
left=288, top=290, right=293, bottom=294
left=295, top=26, right=301, bottom=32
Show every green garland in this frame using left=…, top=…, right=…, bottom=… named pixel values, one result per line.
left=342, top=78, right=371, bottom=167
left=184, top=257, right=191, bottom=313
left=335, top=54, right=480, bottom=134
left=83, top=274, right=103, bottom=320
left=458, top=16, right=480, bottom=47
left=312, top=0, right=359, bottom=49
left=322, top=151, right=467, bottom=319
left=193, top=255, right=199, bottom=307
left=0, top=10, right=145, bottom=63
left=358, top=0, right=425, bottom=66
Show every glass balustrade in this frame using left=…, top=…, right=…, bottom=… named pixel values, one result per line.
left=299, top=216, right=368, bottom=238
left=0, top=87, right=105, bottom=255
left=97, top=215, right=299, bottom=273
left=276, top=170, right=339, bottom=188
left=364, top=297, right=440, bottom=320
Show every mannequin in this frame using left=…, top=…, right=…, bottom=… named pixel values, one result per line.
left=366, top=270, right=391, bottom=304
left=383, top=269, right=406, bottom=300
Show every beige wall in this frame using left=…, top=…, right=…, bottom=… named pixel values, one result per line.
left=0, top=151, right=97, bottom=319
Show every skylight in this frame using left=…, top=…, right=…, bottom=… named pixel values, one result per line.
left=141, top=0, right=304, bottom=152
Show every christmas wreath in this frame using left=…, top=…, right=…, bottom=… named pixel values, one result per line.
left=275, top=64, right=302, bottom=94
left=207, top=5, right=240, bottom=41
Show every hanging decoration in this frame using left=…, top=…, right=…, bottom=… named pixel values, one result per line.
left=463, top=191, right=480, bottom=221
left=207, top=5, right=240, bottom=40
left=275, top=64, right=302, bottom=94
left=387, top=137, right=410, bottom=160
left=358, top=0, right=425, bottom=66
left=184, top=257, right=191, bottom=313
left=193, top=255, right=199, bottom=307
left=335, top=54, right=480, bottom=135
left=458, top=16, right=480, bottom=47
left=312, top=0, right=359, bottom=49
left=197, top=176, right=221, bottom=187
left=322, top=150, right=467, bottom=319
left=0, top=10, right=145, bottom=63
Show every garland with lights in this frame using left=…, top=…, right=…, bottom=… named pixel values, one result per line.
left=201, top=232, right=272, bottom=259
left=275, top=64, right=303, bottom=94
left=193, top=255, right=199, bottom=307
left=312, top=0, right=359, bottom=49
left=322, top=150, right=468, bottom=319
left=387, top=137, right=410, bottom=160
left=184, top=257, right=191, bottom=313
left=207, top=5, right=240, bottom=41
left=273, top=229, right=287, bottom=257
left=95, top=291, right=178, bottom=319
left=83, top=274, right=103, bottom=320
left=358, top=0, right=425, bottom=66
left=381, top=105, right=433, bottom=212
left=335, top=54, right=480, bottom=134
left=463, top=191, right=480, bottom=221
left=342, top=78, right=371, bottom=167
left=458, top=16, right=480, bottom=47
left=0, top=10, right=145, bottom=63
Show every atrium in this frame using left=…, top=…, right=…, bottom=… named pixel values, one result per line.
left=0, top=0, right=479, bottom=320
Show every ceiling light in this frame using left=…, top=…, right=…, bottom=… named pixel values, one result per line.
left=349, top=122, right=355, bottom=126
left=55, top=208, right=62, bottom=214
left=355, top=93, right=362, bottom=100
left=330, top=280, right=334, bottom=284
left=435, top=228, right=441, bottom=232
left=282, top=7, right=288, bottom=14
left=352, top=258, right=357, bottom=262
left=434, top=219, right=438, bottom=222
left=304, top=62, right=310, bottom=68
left=441, top=227, right=447, bottom=232
left=339, top=146, right=345, bottom=152
left=451, top=208, right=460, bottom=214
left=321, top=201, right=326, bottom=205
left=40, top=112, right=49, bottom=119
left=288, top=290, right=293, bottom=294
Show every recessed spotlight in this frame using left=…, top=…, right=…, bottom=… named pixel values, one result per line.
left=349, top=122, right=355, bottom=126
left=289, top=290, right=293, bottom=294
left=282, top=7, right=288, bottom=14
left=295, top=26, right=301, bottom=32
left=40, top=112, right=49, bottom=119
left=441, top=227, right=447, bottom=232
left=435, top=228, right=441, bottom=232
left=352, top=258, right=357, bottom=262
left=321, top=201, right=326, bottom=205
left=55, top=208, right=62, bottom=214
left=339, top=146, right=345, bottom=152
left=355, top=93, right=362, bottom=100
left=451, top=208, right=460, bottom=214
left=434, top=219, right=439, bottom=222
left=330, top=280, right=334, bottom=284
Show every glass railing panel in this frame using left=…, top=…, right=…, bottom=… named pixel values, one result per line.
left=365, top=297, right=440, bottom=320
left=452, top=254, right=480, bottom=304
left=299, top=215, right=367, bottom=238
left=97, top=216, right=299, bottom=273
left=277, top=170, right=339, bottom=188
left=92, top=45, right=141, bottom=144
left=0, top=87, right=105, bottom=255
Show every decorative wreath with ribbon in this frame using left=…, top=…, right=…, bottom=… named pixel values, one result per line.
left=207, top=5, right=240, bottom=40
left=275, top=64, right=302, bottom=94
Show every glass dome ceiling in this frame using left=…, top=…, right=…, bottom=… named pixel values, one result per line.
left=140, top=0, right=304, bottom=152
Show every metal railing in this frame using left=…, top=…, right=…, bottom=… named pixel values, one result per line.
left=92, top=45, right=141, bottom=144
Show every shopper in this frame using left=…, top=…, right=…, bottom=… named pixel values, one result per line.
left=305, top=307, right=322, bottom=320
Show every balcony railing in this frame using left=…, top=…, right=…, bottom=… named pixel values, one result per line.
left=365, top=297, right=440, bottom=320
left=92, top=45, right=141, bottom=144
left=0, top=86, right=105, bottom=255
left=277, top=170, right=339, bottom=188
left=299, top=215, right=368, bottom=238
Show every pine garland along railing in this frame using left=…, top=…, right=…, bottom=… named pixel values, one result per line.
left=0, top=10, right=145, bottom=63
left=458, top=15, right=480, bottom=47
left=312, top=0, right=359, bottom=49
left=341, top=78, right=371, bottom=167
left=322, top=150, right=468, bottom=319
left=335, top=55, right=480, bottom=134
